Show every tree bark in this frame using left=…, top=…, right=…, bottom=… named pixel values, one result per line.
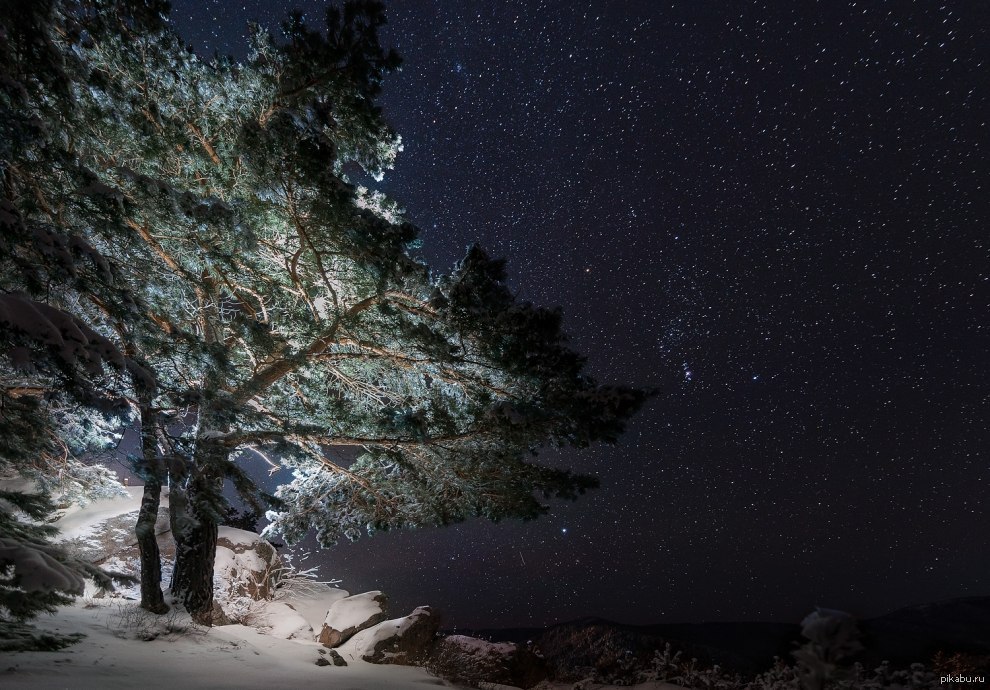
left=136, top=404, right=168, bottom=614
left=170, top=501, right=218, bottom=625
left=169, top=451, right=222, bottom=625
left=136, top=480, right=168, bottom=613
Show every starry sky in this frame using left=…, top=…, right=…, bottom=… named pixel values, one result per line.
left=166, top=0, right=988, bottom=629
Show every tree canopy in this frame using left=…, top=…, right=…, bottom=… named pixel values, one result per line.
left=1, top=0, right=647, bottom=625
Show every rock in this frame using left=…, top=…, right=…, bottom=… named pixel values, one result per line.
left=208, top=601, right=232, bottom=626
left=316, top=650, right=347, bottom=667
left=283, top=586, right=349, bottom=634
left=318, top=591, right=388, bottom=647
left=262, top=601, right=313, bottom=640
left=428, top=635, right=548, bottom=689
left=338, top=606, right=441, bottom=665
left=213, top=527, right=281, bottom=600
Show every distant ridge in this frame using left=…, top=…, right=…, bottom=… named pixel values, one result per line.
left=446, top=595, right=990, bottom=674
left=860, top=595, right=990, bottom=665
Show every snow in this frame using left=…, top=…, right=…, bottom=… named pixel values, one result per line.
left=0, top=293, right=127, bottom=374
left=0, top=538, right=85, bottom=593
left=259, top=601, right=312, bottom=640
left=0, top=601, right=453, bottom=689
left=53, top=487, right=147, bottom=541
left=214, top=541, right=268, bottom=574
left=216, top=526, right=268, bottom=549
left=444, top=634, right=516, bottom=656
left=282, top=586, right=349, bottom=634
left=324, top=590, right=386, bottom=632
left=212, top=544, right=239, bottom=571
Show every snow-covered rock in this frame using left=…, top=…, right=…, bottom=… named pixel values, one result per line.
left=318, top=590, right=388, bottom=647
left=214, top=527, right=281, bottom=601
left=282, top=586, right=349, bottom=634
left=316, top=648, right=348, bottom=666
left=337, top=605, right=440, bottom=665
left=445, top=634, right=517, bottom=657
left=259, top=601, right=312, bottom=640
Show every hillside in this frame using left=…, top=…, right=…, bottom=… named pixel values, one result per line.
left=2, top=487, right=688, bottom=690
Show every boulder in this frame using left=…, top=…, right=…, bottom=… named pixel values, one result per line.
left=284, top=586, right=349, bottom=634
left=315, top=649, right=348, bottom=667
left=263, top=601, right=313, bottom=640
left=338, top=605, right=441, bottom=665
left=208, top=600, right=232, bottom=626
left=214, top=526, right=281, bottom=600
left=428, top=635, right=548, bottom=689
left=318, top=590, right=388, bottom=647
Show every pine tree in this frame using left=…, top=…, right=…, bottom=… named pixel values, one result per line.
left=2, top=0, right=648, bottom=624
left=0, top=0, right=159, bottom=644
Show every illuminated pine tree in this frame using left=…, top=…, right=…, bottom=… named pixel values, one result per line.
left=5, top=0, right=648, bottom=624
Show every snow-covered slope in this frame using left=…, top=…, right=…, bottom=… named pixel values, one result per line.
left=1, top=602, right=452, bottom=690
left=53, top=486, right=146, bottom=541
left=4, top=487, right=450, bottom=689
left=6, top=487, right=687, bottom=690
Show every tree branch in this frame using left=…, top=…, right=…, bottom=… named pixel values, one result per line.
left=186, top=122, right=221, bottom=166
left=213, top=427, right=488, bottom=450
left=318, top=338, right=517, bottom=399
left=229, top=291, right=427, bottom=403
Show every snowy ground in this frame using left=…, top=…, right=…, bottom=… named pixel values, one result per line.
left=52, top=487, right=145, bottom=542
left=1, top=602, right=688, bottom=690
left=3, top=488, right=686, bottom=690
left=1, top=600, right=454, bottom=690
left=4, top=487, right=451, bottom=689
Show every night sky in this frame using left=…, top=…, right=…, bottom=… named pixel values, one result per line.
left=166, top=0, right=988, bottom=629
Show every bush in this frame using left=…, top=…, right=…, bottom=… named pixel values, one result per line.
left=104, top=601, right=204, bottom=641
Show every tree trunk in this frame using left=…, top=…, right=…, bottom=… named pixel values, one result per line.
left=169, top=450, right=223, bottom=625
left=136, top=480, right=168, bottom=613
left=136, top=403, right=168, bottom=613
left=171, top=499, right=218, bottom=625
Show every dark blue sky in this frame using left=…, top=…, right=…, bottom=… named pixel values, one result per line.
left=168, top=0, right=988, bottom=628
